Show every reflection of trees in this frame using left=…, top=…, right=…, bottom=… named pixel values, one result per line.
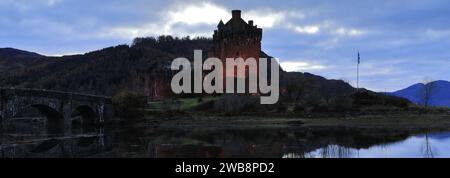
left=421, top=132, right=437, bottom=158
left=146, top=127, right=431, bottom=158
left=319, top=145, right=355, bottom=158
left=0, top=128, right=3, bottom=157
left=282, top=152, right=314, bottom=158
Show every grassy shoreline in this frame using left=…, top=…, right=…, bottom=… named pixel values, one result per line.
left=141, top=113, right=450, bottom=132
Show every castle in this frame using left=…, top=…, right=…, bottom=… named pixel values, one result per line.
left=148, top=10, right=264, bottom=101
left=208, top=10, right=263, bottom=77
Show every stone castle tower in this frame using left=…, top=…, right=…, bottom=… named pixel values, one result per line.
left=208, top=10, right=262, bottom=72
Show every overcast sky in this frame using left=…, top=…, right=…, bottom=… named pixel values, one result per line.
left=1, top=0, right=450, bottom=91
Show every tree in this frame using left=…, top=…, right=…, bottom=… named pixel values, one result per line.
left=112, top=90, right=146, bottom=120
left=421, top=77, right=436, bottom=109
left=422, top=132, right=435, bottom=158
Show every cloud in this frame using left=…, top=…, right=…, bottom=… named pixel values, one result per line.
left=293, top=25, right=320, bottom=34
left=2, top=0, right=450, bottom=92
left=334, top=27, right=364, bottom=36
left=100, top=1, right=294, bottom=40
left=0, top=0, right=62, bottom=9
left=243, top=10, right=286, bottom=28
left=424, top=29, right=450, bottom=39
left=280, top=61, right=328, bottom=72
left=285, top=21, right=363, bottom=37
left=168, top=2, right=230, bottom=26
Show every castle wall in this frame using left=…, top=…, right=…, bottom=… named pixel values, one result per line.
left=208, top=10, right=263, bottom=78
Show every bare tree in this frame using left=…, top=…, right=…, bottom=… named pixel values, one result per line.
left=320, top=145, right=355, bottom=158
left=422, top=132, right=436, bottom=158
left=421, top=77, right=436, bottom=109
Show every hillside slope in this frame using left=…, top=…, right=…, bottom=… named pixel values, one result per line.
left=0, top=48, right=46, bottom=71
left=0, top=36, right=211, bottom=95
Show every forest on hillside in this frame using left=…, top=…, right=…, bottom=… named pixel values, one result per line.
left=0, top=36, right=212, bottom=96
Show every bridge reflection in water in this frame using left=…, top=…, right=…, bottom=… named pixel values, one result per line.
left=0, top=88, right=113, bottom=134
left=0, top=131, right=106, bottom=158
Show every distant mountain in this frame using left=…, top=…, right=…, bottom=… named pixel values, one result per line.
left=0, top=47, right=42, bottom=58
left=0, top=48, right=45, bottom=71
left=392, top=80, right=450, bottom=108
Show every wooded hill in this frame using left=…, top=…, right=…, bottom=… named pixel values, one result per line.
left=0, top=36, right=411, bottom=115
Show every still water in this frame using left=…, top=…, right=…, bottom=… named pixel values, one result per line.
left=0, top=120, right=449, bottom=158
left=301, top=132, right=447, bottom=158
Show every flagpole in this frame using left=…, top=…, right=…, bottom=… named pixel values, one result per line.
left=357, top=50, right=360, bottom=91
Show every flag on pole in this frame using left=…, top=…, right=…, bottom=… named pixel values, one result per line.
left=358, top=50, right=360, bottom=64
left=357, top=50, right=360, bottom=90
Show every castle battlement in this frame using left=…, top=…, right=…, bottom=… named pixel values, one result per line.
left=209, top=10, right=262, bottom=61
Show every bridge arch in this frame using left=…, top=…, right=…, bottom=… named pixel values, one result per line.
left=22, top=104, right=65, bottom=134
left=30, top=104, right=64, bottom=121
left=71, top=105, right=98, bottom=131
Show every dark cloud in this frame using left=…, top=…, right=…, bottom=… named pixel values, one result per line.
left=1, top=0, right=449, bottom=91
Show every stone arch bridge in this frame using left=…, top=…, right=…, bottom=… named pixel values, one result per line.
left=0, top=88, right=113, bottom=132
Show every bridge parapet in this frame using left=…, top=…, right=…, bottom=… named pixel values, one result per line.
left=0, top=87, right=111, bottom=101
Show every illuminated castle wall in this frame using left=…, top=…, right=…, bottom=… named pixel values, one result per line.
left=208, top=10, right=263, bottom=77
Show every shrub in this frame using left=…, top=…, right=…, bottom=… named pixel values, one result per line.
left=213, top=94, right=261, bottom=115
left=112, top=90, right=146, bottom=120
